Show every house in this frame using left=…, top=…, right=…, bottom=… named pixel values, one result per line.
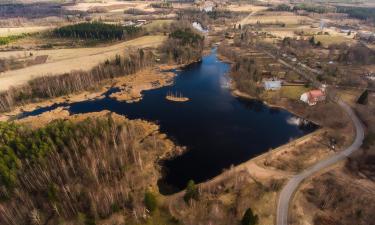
left=355, top=31, right=375, bottom=42
left=264, top=80, right=282, bottom=91
left=225, top=32, right=235, bottom=39
left=300, top=90, right=326, bottom=106
left=364, top=72, right=375, bottom=81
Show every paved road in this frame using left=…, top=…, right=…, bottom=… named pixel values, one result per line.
left=276, top=100, right=365, bottom=225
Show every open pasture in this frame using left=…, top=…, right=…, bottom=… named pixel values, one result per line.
left=0, top=35, right=166, bottom=91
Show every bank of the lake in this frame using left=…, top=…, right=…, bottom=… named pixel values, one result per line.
left=6, top=48, right=318, bottom=194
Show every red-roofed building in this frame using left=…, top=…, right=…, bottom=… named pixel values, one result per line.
left=300, top=90, right=326, bottom=106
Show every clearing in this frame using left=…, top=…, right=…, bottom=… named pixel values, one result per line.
left=241, top=12, right=313, bottom=26
left=0, top=35, right=166, bottom=91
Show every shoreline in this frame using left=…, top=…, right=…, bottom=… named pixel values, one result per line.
left=0, top=63, right=188, bottom=122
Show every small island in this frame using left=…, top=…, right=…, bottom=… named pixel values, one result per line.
left=166, top=91, right=189, bottom=102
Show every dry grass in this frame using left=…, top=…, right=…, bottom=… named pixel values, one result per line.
left=241, top=12, right=313, bottom=26
left=0, top=35, right=166, bottom=91
left=291, top=165, right=375, bottom=225
left=262, top=86, right=309, bottom=101
left=338, top=89, right=362, bottom=106
left=144, top=19, right=174, bottom=31
left=226, top=4, right=268, bottom=12
left=263, top=26, right=316, bottom=38
left=0, top=26, right=52, bottom=37
left=315, top=34, right=356, bottom=47
left=63, top=0, right=156, bottom=12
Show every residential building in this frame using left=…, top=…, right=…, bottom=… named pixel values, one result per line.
left=264, top=80, right=282, bottom=91
left=300, top=90, right=326, bottom=106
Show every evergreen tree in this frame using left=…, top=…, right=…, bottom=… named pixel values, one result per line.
left=183, top=180, right=199, bottom=203
left=144, top=191, right=158, bottom=213
left=241, top=208, right=259, bottom=225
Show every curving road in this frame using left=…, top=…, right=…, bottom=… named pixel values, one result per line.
left=276, top=100, right=365, bottom=225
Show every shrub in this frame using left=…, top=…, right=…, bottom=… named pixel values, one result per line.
left=144, top=191, right=158, bottom=213
left=183, top=180, right=199, bottom=203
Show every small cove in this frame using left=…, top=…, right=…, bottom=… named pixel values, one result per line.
left=19, top=49, right=318, bottom=193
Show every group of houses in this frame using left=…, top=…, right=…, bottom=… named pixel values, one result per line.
left=364, top=72, right=375, bottom=81
left=263, top=78, right=326, bottom=106
left=123, top=19, right=148, bottom=27
left=355, top=31, right=375, bottom=43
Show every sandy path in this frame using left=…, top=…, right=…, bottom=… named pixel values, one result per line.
left=0, top=35, right=166, bottom=91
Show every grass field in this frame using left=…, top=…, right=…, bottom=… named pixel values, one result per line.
left=0, top=26, right=52, bottom=37
left=241, top=12, right=313, bottom=26
left=0, top=35, right=166, bottom=91
left=63, top=0, right=155, bottom=12
left=226, top=4, right=268, bottom=12
left=314, top=34, right=355, bottom=47
left=262, top=86, right=309, bottom=100
left=144, top=20, right=174, bottom=32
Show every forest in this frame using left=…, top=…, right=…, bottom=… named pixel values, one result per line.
left=271, top=3, right=335, bottom=13
left=0, top=49, right=155, bottom=112
left=0, top=113, right=174, bottom=225
left=53, top=22, right=142, bottom=40
left=160, top=23, right=204, bottom=64
left=218, top=38, right=264, bottom=97
left=336, top=6, right=375, bottom=22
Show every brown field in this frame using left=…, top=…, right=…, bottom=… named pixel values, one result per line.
left=0, top=35, right=166, bottom=91
left=315, top=34, right=356, bottom=47
left=0, top=26, right=53, bottom=37
left=241, top=12, right=313, bottom=26
left=63, top=0, right=156, bottom=12
left=226, top=4, right=268, bottom=13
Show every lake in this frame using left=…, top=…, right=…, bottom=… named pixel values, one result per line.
left=21, top=48, right=317, bottom=193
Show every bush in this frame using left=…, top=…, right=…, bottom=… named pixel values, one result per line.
left=144, top=191, right=158, bottom=213
left=357, top=90, right=368, bottom=105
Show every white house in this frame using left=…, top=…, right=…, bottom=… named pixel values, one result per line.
left=263, top=80, right=282, bottom=91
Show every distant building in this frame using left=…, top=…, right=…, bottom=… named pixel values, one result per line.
left=355, top=31, right=375, bottom=42
left=123, top=21, right=135, bottom=26
left=300, top=90, right=326, bottom=106
left=264, top=80, right=282, bottom=91
left=225, top=32, right=235, bottom=39
left=364, top=72, right=375, bottom=81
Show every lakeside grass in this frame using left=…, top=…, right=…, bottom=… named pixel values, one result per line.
left=262, top=86, right=309, bottom=100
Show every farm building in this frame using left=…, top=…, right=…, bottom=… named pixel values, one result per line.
left=263, top=80, right=282, bottom=91
left=300, top=90, right=326, bottom=106
left=355, top=31, right=375, bottom=42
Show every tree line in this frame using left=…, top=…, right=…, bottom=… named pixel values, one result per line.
left=337, top=6, right=375, bottom=22
left=0, top=114, right=173, bottom=225
left=53, top=22, right=142, bottom=40
left=218, top=43, right=263, bottom=97
left=0, top=49, right=155, bottom=112
left=160, top=22, right=204, bottom=64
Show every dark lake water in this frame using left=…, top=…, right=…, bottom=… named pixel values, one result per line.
left=21, top=49, right=317, bottom=193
